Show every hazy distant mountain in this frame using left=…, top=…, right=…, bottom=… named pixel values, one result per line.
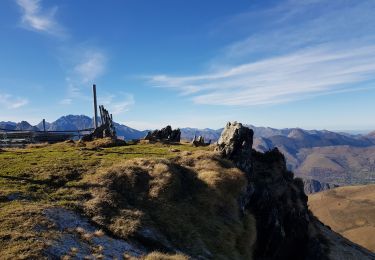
left=36, top=121, right=51, bottom=131
left=180, top=125, right=375, bottom=186
left=41, top=115, right=93, bottom=131
left=294, top=146, right=375, bottom=185
left=2, top=116, right=375, bottom=185
left=367, top=131, right=375, bottom=139
left=42, top=115, right=147, bottom=140
left=15, top=121, right=39, bottom=131
left=180, top=128, right=222, bottom=142
left=0, top=121, right=38, bottom=131
left=2, top=115, right=147, bottom=140
left=113, top=122, right=148, bottom=140
left=0, top=121, right=16, bottom=130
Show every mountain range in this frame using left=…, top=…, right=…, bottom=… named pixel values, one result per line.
left=2, top=115, right=375, bottom=186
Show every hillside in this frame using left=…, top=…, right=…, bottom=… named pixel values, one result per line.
left=0, top=123, right=374, bottom=259
left=309, top=185, right=375, bottom=252
left=2, top=116, right=375, bottom=185
left=295, top=146, right=375, bottom=185
left=0, top=141, right=260, bottom=259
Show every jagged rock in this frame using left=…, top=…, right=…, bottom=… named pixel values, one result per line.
left=144, top=125, right=181, bottom=142
left=191, top=135, right=211, bottom=147
left=302, top=178, right=339, bottom=194
left=215, top=122, right=254, bottom=176
left=216, top=121, right=374, bottom=259
left=249, top=149, right=311, bottom=259
left=216, top=122, right=311, bottom=258
left=82, top=123, right=116, bottom=141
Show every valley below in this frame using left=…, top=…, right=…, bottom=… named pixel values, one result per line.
left=309, top=184, right=375, bottom=252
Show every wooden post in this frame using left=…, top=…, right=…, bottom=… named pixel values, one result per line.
left=93, top=84, right=98, bottom=129
left=99, top=105, right=104, bottom=126
left=42, top=119, right=46, bottom=132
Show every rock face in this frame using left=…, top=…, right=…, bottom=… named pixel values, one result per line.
left=216, top=121, right=375, bottom=260
left=145, top=125, right=181, bottom=142
left=302, top=178, right=339, bottom=194
left=216, top=122, right=254, bottom=175
left=249, top=149, right=312, bottom=259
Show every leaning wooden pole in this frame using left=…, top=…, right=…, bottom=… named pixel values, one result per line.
left=42, top=119, right=46, bottom=132
left=93, top=84, right=98, bottom=129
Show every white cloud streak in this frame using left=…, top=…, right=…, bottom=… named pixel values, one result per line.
left=150, top=45, right=375, bottom=106
left=99, top=93, right=135, bottom=115
left=16, top=0, right=65, bottom=37
left=149, top=0, right=375, bottom=106
left=61, top=49, right=108, bottom=104
left=74, top=50, right=107, bottom=84
left=59, top=98, right=72, bottom=105
left=0, top=93, right=28, bottom=109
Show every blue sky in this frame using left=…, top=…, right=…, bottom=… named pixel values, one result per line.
left=1, top=0, right=375, bottom=131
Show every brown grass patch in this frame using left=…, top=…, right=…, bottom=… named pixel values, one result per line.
left=309, top=184, right=375, bottom=252
left=142, top=251, right=189, bottom=260
left=26, top=143, right=50, bottom=149
left=84, top=137, right=127, bottom=149
left=84, top=151, right=256, bottom=259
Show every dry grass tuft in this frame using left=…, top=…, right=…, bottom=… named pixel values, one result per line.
left=84, top=137, right=126, bottom=149
left=142, top=251, right=189, bottom=260
left=84, top=151, right=255, bottom=259
left=26, top=143, right=50, bottom=148
left=0, top=202, right=51, bottom=259
left=0, top=142, right=250, bottom=259
left=94, top=229, right=105, bottom=237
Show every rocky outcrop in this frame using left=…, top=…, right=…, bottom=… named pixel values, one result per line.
left=191, top=135, right=211, bottom=147
left=216, top=122, right=254, bottom=176
left=302, top=178, right=339, bottom=194
left=144, top=125, right=181, bottom=142
left=82, top=123, right=117, bottom=141
left=249, top=148, right=312, bottom=259
left=216, top=121, right=375, bottom=260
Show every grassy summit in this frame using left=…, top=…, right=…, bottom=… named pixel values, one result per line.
left=0, top=140, right=255, bottom=259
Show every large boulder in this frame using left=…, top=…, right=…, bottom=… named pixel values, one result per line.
left=216, top=122, right=254, bottom=176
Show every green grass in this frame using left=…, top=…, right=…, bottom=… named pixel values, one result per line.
left=0, top=141, right=218, bottom=258
left=0, top=141, right=210, bottom=201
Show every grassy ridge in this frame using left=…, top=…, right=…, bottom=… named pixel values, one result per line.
left=0, top=140, right=255, bottom=259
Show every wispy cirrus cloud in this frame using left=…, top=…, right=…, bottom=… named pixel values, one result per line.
left=74, top=50, right=107, bottom=84
left=99, top=93, right=135, bottom=115
left=16, top=0, right=65, bottom=37
left=151, top=45, right=375, bottom=106
left=0, top=93, right=28, bottom=109
left=59, top=98, right=72, bottom=105
left=60, top=48, right=108, bottom=104
left=149, top=0, right=375, bottom=106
